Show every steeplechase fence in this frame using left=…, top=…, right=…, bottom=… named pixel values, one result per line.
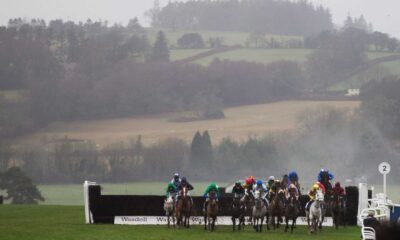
left=83, top=181, right=359, bottom=226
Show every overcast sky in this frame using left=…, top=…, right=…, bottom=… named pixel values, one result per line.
left=0, top=0, right=399, bottom=37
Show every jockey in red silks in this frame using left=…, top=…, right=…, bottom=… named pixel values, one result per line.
left=243, top=176, right=256, bottom=191
left=332, top=182, right=345, bottom=197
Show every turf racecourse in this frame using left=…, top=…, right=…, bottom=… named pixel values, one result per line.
left=0, top=205, right=360, bottom=240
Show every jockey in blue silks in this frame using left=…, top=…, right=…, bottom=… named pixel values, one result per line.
left=253, top=180, right=268, bottom=206
left=288, top=171, right=301, bottom=195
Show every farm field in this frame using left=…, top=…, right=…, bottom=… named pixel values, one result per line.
left=15, top=101, right=360, bottom=146
left=193, top=48, right=312, bottom=65
left=0, top=205, right=360, bottom=240
left=147, top=28, right=302, bottom=47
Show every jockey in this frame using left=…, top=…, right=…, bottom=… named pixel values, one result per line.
left=305, top=183, right=322, bottom=212
left=268, top=179, right=282, bottom=200
left=267, top=176, right=275, bottom=191
left=232, top=181, right=245, bottom=198
left=281, top=174, right=289, bottom=189
left=166, top=182, right=178, bottom=198
left=318, top=169, right=334, bottom=192
left=253, top=179, right=268, bottom=205
left=177, top=177, right=194, bottom=201
left=332, top=182, right=345, bottom=197
left=243, top=176, right=256, bottom=191
left=170, top=173, right=181, bottom=188
left=286, top=183, right=299, bottom=200
left=203, top=183, right=220, bottom=213
left=288, top=171, right=301, bottom=194
left=178, top=177, right=194, bottom=191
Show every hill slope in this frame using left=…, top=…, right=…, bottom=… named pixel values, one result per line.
left=16, top=101, right=360, bottom=146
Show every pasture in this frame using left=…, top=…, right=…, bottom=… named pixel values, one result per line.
left=0, top=205, right=360, bottom=240
left=15, top=101, right=360, bottom=146
left=147, top=28, right=302, bottom=47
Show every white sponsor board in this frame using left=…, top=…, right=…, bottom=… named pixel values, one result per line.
left=115, top=216, right=333, bottom=226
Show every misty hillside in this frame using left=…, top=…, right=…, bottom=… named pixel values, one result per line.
left=1, top=0, right=400, bottom=185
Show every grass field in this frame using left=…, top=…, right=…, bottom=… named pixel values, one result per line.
left=15, top=101, right=360, bottom=146
left=0, top=205, right=360, bottom=240
left=193, top=48, right=312, bottom=65
left=147, top=28, right=302, bottom=47
left=0, top=90, right=27, bottom=102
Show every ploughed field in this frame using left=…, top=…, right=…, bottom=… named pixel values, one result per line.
left=16, top=101, right=360, bottom=146
left=0, top=205, right=360, bottom=240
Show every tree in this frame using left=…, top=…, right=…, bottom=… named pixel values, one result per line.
left=0, top=167, right=45, bottom=204
left=189, top=131, right=214, bottom=171
left=150, top=31, right=170, bottom=62
left=177, top=33, right=205, bottom=49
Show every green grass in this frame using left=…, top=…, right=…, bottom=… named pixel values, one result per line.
left=0, top=205, right=360, bottom=240
left=169, top=49, right=209, bottom=61
left=148, top=28, right=301, bottom=47
left=194, top=48, right=312, bottom=65
left=0, top=90, right=27, bottom=102
left=37, top=182, right=228, bottom=206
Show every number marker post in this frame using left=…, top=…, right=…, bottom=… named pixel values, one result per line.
left=378, top=162, right=391, bottom=197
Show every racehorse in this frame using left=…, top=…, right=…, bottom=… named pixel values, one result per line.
left=307, top=190, right=324, bottom=233
left=252, top=190, right=267, bottom=232
left=267, top=190, right=285, bottom=230
left=164, top=195, right=175, bottom=228
left=232, top=193, right=245, bottom=231
left=204, top=191, right=218, bottom=232
left=284, top=193, right=299, bottom=233
left=242, top=188, right=254, bottom=225
left=176, top=187, right=192, bottom=228
left=330, top=191, right=346, bottom=229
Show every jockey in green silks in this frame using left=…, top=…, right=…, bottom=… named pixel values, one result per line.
left=166, top=182, right=178, bottom=198
left=203, top=183, right=220, bottom=213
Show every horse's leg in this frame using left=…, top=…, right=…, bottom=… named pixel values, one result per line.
left=260, top=217, right=264, bottom=233
left=291, top=218, right=296, bottom=233
left=204, top=214, right=207, bottom=230
left=167, top=214, right=170, bottom=228
left=266, top=213, right=270, bottom=230
left=232, top=217, right=235, bottom=231
left=285, top=215, right=289, bottom=232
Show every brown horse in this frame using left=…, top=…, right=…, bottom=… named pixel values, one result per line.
left=204, top=191, right=218, bottom=231
left=267, top=190, right=285, bottom=230
left=284, top=193, right=299, bottom=233
left=232, top=193, right=245, bottom=231
left=176, top=187, right=192, bottom=228
left=242, top=189, right=255, bottom=225
left=330, top=192, right=346, bottom=229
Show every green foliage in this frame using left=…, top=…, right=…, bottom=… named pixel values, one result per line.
left=150, top=31, right=170, bottom=62
left=306, top=28, right=368, bottom=90
left=0, top=167, right=44, bottom=204
left=177, top=33, right=205, bottom=49
left=190, top=131, right=214, bottom=172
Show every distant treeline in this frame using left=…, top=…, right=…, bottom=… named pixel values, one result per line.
left=150, top=0, right=333, bottom=36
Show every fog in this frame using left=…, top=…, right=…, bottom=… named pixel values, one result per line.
left=1, top=0, right=400, bottom=37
